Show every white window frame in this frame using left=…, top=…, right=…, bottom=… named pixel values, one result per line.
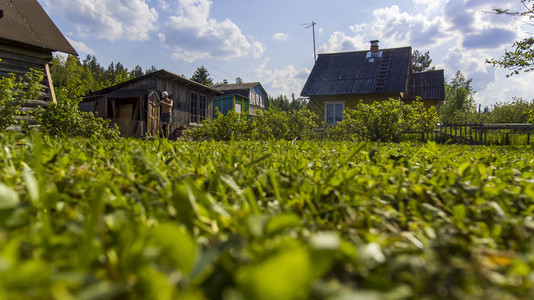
left=324, top=101, right=345, bottom=125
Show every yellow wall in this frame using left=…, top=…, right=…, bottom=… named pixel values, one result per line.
left=310, top=94, right=443, bottom=124
left=309, top=93, right=402, bottom=124
left=403, top=99, right=444, bottom=109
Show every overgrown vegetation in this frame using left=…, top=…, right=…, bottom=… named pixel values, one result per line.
left=325, top=98, right=439, bottom=142
left=188, top=108, right=319, bottom=141
left=1, top=135, right=534, bottom=299
left=0, top=69, right=119, bottom=138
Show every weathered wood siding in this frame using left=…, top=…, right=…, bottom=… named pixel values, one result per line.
left=0, top=42, right=54, bottom=101
left=84, top=74, right=218, bottom=137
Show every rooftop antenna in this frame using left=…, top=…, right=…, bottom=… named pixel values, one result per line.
left=302, top=21, right=317, bottom=63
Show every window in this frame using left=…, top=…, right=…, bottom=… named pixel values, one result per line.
left=190, top=92, right=208, bottom=124
left=325, top=101, right=345, bottom=125
left=235, top=102, right=242, bottom=113
left=199, top=95, right=207, bottom=122
left=190, top=93, right=198, bottom=123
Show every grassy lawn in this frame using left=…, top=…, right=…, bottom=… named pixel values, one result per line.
left=1, top=133, right=534, bottom=299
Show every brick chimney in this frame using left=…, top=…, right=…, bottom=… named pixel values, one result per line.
left=370, top=40, right=379, bottom=54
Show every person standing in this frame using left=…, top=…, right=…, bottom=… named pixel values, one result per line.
left=159, top=91, right=173, bottom=138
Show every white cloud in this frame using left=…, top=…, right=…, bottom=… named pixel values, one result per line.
left=320, top=5, right=447, bottom=53
left=256, top=58, right=310, bottom=98
left=443, top=46, right=496, bottom=91
left=476, top=72, right=534, bottom=107
left=272, top=33, right=289, bottom=41
left=66, top=38, right=94, bottom=55
left=412, top=0, right=441, bottom=13
left=163, top=0, right=264, bottom=61
left=316, top=2, right=530, bottom=106
left=157, top=0, right=171, bottom=10
left=42, top=0, right=158, bottom=41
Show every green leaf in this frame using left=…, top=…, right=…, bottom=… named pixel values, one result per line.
left=236, top=245, right=313, bottom=300
left=149, top=223, right=197, bottom=274
left=265, top=213, right=300, bottom=236
left=0, top=184, right=19, bottom=210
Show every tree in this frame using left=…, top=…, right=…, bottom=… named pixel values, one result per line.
left=130, top=65, right=144, bottom=79
left=487, top=1, right=534, bottom=76
left=438, top=71, right=477, bottom=123
left=268, top=95, right=309, bottom=111
left=412, top=50, right=435, bottom=72
left=191, top=66, right=213, bottom=86
left=235, top=77, right=244, bottom=84
left=145, top=66, right=158, bottom=75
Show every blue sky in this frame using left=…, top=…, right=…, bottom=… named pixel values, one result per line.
left=39, top=0, right=534, bottom=107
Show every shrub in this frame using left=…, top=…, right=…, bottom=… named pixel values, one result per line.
left=188, top=108, right=319, bottom=141
left=0, top=73, right=23, bottom=130
left=480, top=98, right=534, bottom=123
left=0, top=69, right=44, bottom=130
left=326, top=98, right=439, bottom=142
left=35, top=89, right=119, bottom=139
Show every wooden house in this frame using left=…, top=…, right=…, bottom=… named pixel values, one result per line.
left=301, top=40, right=444, bottom=125
left=81, top=69, right=222, bottom=138
left=212, top=82, right=268, bottom=116
left=0, top=0, right=78, bottom=103
left=212, top=93, right=249, bottom=118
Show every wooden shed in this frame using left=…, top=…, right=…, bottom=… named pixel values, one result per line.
left=212, top=82, right=268, bottom=116
left=0, top=0, right=78, bottom=103
left=81, top=69, right=222, bottom=138
left=213, top=93, right=249, bottom=118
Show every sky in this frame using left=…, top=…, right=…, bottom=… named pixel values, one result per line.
left=38, top=0, right=534, bottom=108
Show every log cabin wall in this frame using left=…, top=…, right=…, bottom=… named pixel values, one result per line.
left=0, top=40, right=55, bottom=102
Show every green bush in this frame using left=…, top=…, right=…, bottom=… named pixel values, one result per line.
left=35, top=89, right=119, bottom=139
left=1, top=68, right=118, bottom=138
left=0, top=69, right=44, bottom=130
left=326, top=98, right=439, bottom=142
left=0, top=73, right=22, bottom=130
left=188, top=108, right=319, bottom=141
left=480, top=98, right=534, bottom=123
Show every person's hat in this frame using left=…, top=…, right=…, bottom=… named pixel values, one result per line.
left=162, top=91, right=169, bottom=97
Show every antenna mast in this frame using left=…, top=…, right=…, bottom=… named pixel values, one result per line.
left=304, top=21, right=317, bottom=63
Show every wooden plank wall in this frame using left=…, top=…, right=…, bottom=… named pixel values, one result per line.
left=0, top=44, right=53, bottom=101
left=98, top=76, right=217, bottom=137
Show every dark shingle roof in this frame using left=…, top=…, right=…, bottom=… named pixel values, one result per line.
left=85, top=69, right=223, bottom=99
left=213, top=82, right=267, bottom=99
left=301, top=47, right=412, bottom=97
left=405, top=70, right=445, bottom=100
left=0, top=0, right=77, bottom=55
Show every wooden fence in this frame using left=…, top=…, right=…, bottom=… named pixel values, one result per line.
left=427, top=123, right=533, bottom=145
left=316, top=123, right=534, bottom=145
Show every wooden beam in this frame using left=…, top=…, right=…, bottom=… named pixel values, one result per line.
left=44, top=64, right=56, bottom=104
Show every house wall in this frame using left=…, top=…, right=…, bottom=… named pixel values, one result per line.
left=213, top=94, right=250, bottom=118
left=403, top=99, right=444, bottom=109
left=309, top=93, right=402, bottom=124
left=0, top=42, right=54, bottom=101
left=249, top=85, right=267, bottom=115
left=213, top=94, right=234, bottom=118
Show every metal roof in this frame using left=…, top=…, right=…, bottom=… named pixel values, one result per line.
left=0, top=0, right=77, bottom=55
left=301, top=47, right=412, bottom=97
left=405, top=70, right=445, bottom=100
left=213, top=82, right=267, bottom=98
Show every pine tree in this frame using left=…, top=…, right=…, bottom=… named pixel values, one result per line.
left=191, top=66, right=213, bottom=86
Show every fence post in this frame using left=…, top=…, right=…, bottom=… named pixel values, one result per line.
left=469, top=123, right=473, bottom=145
left=528, top=126, right=531, bottom=145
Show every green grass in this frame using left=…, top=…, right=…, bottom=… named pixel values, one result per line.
left=1, top=133, right=534, bottom=299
